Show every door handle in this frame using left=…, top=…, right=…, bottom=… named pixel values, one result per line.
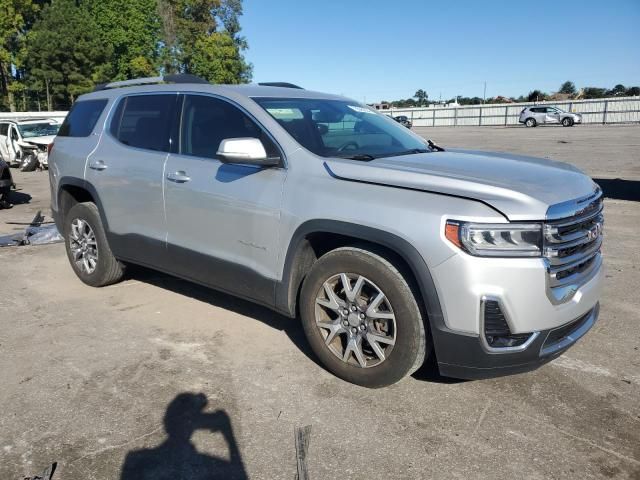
left=89, top=160, right=108, bottom=171
left=166, top=171, right=191, bottom=183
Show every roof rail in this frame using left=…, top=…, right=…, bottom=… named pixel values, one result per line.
left=94, top=74, right=209, bottom=92
left=257, top=82, right=304, bottom=89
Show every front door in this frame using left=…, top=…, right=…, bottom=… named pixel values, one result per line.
left=164, top=94, right=286, bottom=305
left=87, top=93, right=178, bottom=267
left=544, top=107, right=561, bottom=124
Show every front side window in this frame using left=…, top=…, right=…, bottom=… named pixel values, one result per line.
left=110, top=94, right=176, bottom=152
left=17, top=123, right=60, bottom=138
left=180, top=94, right=279, bottom=159
left=58, top=99, right=108, bottom=137
left=254, top=97, right=429, bottom=159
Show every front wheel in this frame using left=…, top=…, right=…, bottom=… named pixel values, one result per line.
left=562, top=117, right=574, bottom=127
left=64, top=202, right=125, bottom=287
left=525, top=118, right=537, bottom=127
left=300, top=246, right=428, bottom=388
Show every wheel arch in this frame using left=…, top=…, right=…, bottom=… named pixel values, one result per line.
left=57, top=177, right=109, bottom=233
left=275, top=220, right=445, bottom=332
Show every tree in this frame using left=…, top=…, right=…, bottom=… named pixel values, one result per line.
left=88, top=0, right=161, bottom=80
left=607, top=84, right=626, bottom=97
left=413, top=89, right=428, bottom=106
left=559, top=81, right=576, bottom=95
left=0, top=0, right=41, bottom=110
left=25, top=0, right=110, bottom=109
left=626, top=86, right=640, bottom=96
left=581, top=87, right=607, bottom=99
left=527, top=90, right=546, bottom=102
left=158, top=0, right=251, bottom=82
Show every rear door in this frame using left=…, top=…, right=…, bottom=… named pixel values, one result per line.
left=87, top=93, right=179, bottom=267
left=163, top=93, right=286, bottom=304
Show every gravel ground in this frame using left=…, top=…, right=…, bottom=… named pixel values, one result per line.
left=0, top=125, right=639, bottom=480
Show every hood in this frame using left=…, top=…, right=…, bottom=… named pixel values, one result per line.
left=21, top=135, right=56, bottom=147
left=324, top=149, right=598, bottom=221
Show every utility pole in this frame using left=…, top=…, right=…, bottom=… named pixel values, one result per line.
left=483, top=81, right=487, bottom=104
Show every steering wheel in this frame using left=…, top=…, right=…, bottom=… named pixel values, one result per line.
left=337, top=141, right=359, bottom=152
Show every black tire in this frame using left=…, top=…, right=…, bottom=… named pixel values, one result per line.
left=525, top=118, right=537, bottom=127
left=20, top=153, right=39, bottom=172
left=64, top=202, right=125, bottom=287
left=300, top=246, right=428, bottom=388
left=562, top=117, right=574, bottom=127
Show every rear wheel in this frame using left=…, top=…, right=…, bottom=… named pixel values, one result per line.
left=300, top=246, right=428, bottom=388
left=64, top=202, right=125, bottom=287
left=562, top=117, right=574, bottom=127
left=525, top=118, right=537, bottom=127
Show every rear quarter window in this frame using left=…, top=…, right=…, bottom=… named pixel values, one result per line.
left=58, top=99, right=108, bottom=137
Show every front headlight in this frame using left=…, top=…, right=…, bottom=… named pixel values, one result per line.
left=445, top=221, right=543, bottom=257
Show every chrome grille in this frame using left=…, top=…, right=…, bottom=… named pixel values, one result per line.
left=543, top=192, right=603, bottom=301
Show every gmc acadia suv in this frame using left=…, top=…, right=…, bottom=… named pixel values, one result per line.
left=49, top=75, right=604, bottom=388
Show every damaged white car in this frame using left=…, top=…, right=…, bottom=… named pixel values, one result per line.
left=0, top=119, right=60, bottom=171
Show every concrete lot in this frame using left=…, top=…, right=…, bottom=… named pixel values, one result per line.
left=1, top=125, right=639, bottom=479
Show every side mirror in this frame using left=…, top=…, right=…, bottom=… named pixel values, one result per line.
left=216, top=138, right=280, bottom=166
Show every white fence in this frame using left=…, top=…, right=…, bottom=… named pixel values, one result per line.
left=0, top=111, right=68, bottom=122
left=381, top=96, right=640, bottom=127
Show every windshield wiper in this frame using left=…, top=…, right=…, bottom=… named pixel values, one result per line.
left=377, top=148, right=429, bottom=158
left=337, top=154, right=376, bottom=161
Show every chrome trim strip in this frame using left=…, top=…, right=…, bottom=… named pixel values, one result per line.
left=545, top=252, right=602, bottom=304
left=479, top=296, right=540, bottom=354
left=540, top=304, right=599, bottom=357
left=546, top=236, right=602, bottom=267
left=545, top=187, right=602, bottom=221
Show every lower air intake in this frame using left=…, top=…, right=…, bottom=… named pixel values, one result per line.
left=483, top=300, right=531, bottom=348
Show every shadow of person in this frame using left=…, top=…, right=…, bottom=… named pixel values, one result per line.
left=120, top=393, right=248, bottom=480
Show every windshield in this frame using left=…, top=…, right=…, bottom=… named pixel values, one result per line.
left=254, top=98, right=429, bottom=159
left=17, top=122, right=60, bottom=138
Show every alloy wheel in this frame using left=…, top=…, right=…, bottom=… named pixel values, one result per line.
left=315, top=273, right=397, bottom=368
left=69, top=218, right=98, bottom=274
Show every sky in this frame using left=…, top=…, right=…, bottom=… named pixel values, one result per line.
left=241, top=0, right=640, bottom=103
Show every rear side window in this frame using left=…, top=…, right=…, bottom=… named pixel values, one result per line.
left=58, top=99, right=108, bottom=137
left=180, top=94, right=279, bottom=159
left=110, top=94, right=176, bottom=152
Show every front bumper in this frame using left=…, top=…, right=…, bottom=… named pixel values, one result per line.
left=434, top=303, right=599, bottom=379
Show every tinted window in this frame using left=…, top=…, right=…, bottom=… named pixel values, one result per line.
left=180, top=94, right=279, bottom=159
left=0, top=124, right=7, bottom=136
left=58, top=99, right=108, bottom=137
left=110, top=94, right=176, bottom=152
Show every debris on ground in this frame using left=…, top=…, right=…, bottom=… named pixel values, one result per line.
left=23, top=462, right=57, bottom=480
left=0, top=211, right=63, bottom=247
left=295, top=425, right=312, bottom=480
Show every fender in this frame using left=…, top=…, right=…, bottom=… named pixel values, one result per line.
left=57, top=176, right=111, bottom=233
left=275, top=219, right=446, bottom=329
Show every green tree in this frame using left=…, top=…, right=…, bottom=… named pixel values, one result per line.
left=413, top=89, right=428, bottom=106
left=158, top=0, right=251, bottom=82
left=87, top=0, right=161, bottom=80
left=559, top=81, right=576, bottom=95
left=0, top=0, right=41, bottom=110
left=581, top=87, right=607, bottom=99
left=607, top=84, right=626, bottom=97
left=527, top=90, right=546, bottom=102
left=25, top=0, right=110, bottom=109
left=626, top=86, right=640, bottom=96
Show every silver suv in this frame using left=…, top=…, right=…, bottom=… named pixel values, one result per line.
left=49, top=76, right=604, bottom=387
left=519, top=106, right=582, bottom=127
